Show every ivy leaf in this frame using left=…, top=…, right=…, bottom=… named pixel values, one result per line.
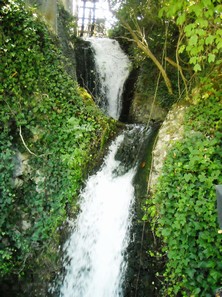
left=158, top=8, right=164, bottom=18
left=189, top=56, right=197, bottom=65
left=178, top=44, right=186, bottom=54
left=184, top=173, right=194, bottom=182
left=189, top=34, right=198, bottom=46
left=205, top=35, right=215, bottom=45
left=202, top=0, right=212, bottom=7
left=190, top=4, right=203, bottom=17
left=193, top=63, right=202, bottom=72
left=192, top=287, right=201, bottom=295
left=196, top=28, right=205, bottom=36
left=184, top=23, right=195, bottom=37
left=208, top=53, right=216, bottom=63
left=216, top=28, right=222, bottom=36
left=162, top=228, right=171, bottom=237
left=186, top=268, right=195, bottom=279
left=198, top=19, right=208, bottom=28
left=216, top=41, right=222, bottom=50
left=210, top=270, right=219, bottom=280
left=176, top=13, right=186, bottom=25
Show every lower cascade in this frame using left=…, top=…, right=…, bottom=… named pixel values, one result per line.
left=57, top=125, right=151, bottom=297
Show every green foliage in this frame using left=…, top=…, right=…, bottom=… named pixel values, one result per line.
left=0, top=0, right=116, bottom=278
left=109, top=0, right=166, bottom=62
left=145, top=93, right=222, bottom=295
left=109, top=0, right=181, bottom=106
left=135, top=59, right=179, bottom=110
left=159, top=0, right=222, bottom=72
left=0, top=129, right=16, bottom=275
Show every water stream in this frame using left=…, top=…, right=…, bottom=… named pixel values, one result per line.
left=59, top=125, right=150, bottom=297
left=85, top=37, right=131, bottom=120
left=56, top=38, right=152, bottom=297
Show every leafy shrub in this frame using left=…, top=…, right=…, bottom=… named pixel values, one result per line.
left=0, top=0, right=115, bottom=278
left=159, top=0, right=222, bottom=72
left=146, top=94, right=222, bottom=296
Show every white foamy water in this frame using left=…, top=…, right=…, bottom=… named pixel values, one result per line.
left=59, top=130, right=137, bottom=297
left=54, top=39, right=144, bottom=297
left=86, top=37, right=131, bottom=120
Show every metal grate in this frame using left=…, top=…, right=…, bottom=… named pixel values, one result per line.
left=78, top=0, right=99, bottom=36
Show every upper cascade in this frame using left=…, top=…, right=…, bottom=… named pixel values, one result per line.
left=85, top=37, right=131, bottom=120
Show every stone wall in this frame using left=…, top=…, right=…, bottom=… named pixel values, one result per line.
left=25, top=0, right=73, bottom=33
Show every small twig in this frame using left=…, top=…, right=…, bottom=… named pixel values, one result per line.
left=19, top=126, right=39, bottom=157
left=120, top=35, right=135, bottom=43
left=17, top=252, right=32, bottom=274
left=176, top=29, right=189, bottom=97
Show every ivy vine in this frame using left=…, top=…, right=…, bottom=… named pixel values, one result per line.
left=0, top=0, right=116, bottom=278
left=145, top=87, right=222, bottom=296
left=159, top=0, right=222, bottom=72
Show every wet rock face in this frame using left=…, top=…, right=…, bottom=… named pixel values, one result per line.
left=12, top=151, right=29, bottom=187
left=113, top=126, right=150, bottom=175
left=25, top=0, right=73, bottom=33
left=129, top=93, right=168, bottom=124
left=60, top=0, right=73, bottom=12
left=122, top=126, right=164, bottom=297
left=57, top=6, right=77, bottom=82
left=114, top=131, right=139, bottom=174
left=75, top=39, right=102, bottom=103
left=123, top=219, right=163, bottom=297
left=25, top=0, right=57, bottom=32
left=119, top=69, right=139, bottom=123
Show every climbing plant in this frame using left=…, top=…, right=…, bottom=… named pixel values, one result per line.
left=0, top=0, right=116, bottom=279
left=145, top=90, right=222, bottom=295
left=159, top=0, right=222, bottom=72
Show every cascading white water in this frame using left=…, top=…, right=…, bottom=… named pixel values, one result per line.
left=58, top=126, right=147, bottom=297
left=86, top=37, right=131, bottom=120
left=55, top=38, right=147, bottom=297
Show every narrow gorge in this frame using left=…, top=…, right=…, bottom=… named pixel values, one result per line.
left=1, top=1, right=222, bottom=296
left=49, top=38, right=159, bottom=297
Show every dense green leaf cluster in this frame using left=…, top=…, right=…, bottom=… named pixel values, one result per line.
left=145, top=91, right=222, bottom=295
left=0, top=0, right=115, bottom=278
left=159, top=0, right=222, bottom=72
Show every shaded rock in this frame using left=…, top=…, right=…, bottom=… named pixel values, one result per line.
left=13, top=151, right=30, bottom=187
left=129, top=93, right=167, bottom=124
left=150, top=103, right=188, bottom=190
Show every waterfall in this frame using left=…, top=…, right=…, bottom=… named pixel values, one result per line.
left=86, top=37, right=131, bottom=120
left=54, top=38, right=152, bottom=297
left=57, top=125, right=150, bottom=297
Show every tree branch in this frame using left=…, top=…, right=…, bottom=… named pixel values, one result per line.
left=121, top=19, right=173, bottom=95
